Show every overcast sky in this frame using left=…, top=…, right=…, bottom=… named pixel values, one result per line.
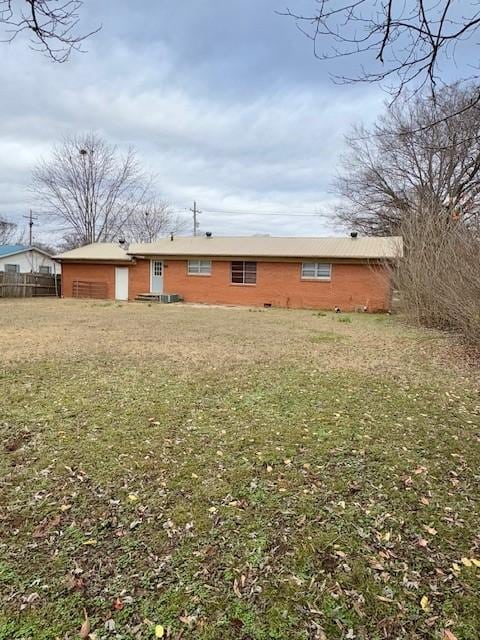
left=0, top=0, right=390, bottom=242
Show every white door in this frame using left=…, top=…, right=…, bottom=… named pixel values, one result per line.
left=151, top=260, right=164, bottom=294
left=115, top=267, right=129, bottom=300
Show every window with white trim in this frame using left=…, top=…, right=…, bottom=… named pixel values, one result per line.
left=188, top=259, right=212, bottom=275
left=39, top=266, right=52, bottom=274
left=231, top=261, right=257, bottom=284
left=4, top=264, right=19, bottom=273
left=301, top=262, right=332, bottom=280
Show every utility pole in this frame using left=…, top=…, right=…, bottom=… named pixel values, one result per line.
left=23, top=209, right=38, bottom=246
left=190, top=201, right=201, bottom=236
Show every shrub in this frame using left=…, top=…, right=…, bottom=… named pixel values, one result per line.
left=390, top=211, right=480, bottom=349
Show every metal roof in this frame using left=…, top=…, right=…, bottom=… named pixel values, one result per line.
left=0, top=244, right=28, bottom=258
left=55, top=243, right=133, bottom=262
left=129, top=236, right=403, bottom=260
left=0, top=244, right=54, bottom=259
left=55, top=236, right=403, bottom=262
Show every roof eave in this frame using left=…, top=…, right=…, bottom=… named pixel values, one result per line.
left=128, top=251, right=398, bottom=260
left=55, top=257, right=133, bottom=264
left=1, top=247, right=53, bottom=260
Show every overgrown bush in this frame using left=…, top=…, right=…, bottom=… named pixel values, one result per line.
left=392, top=212, right=480, bottom=349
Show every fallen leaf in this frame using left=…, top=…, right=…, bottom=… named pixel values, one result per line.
left=112, top=598, right=123, bottom=611
left=420, top=595, right=429, bottom=611
left=471, top=558, right=480, bottom=568
left=443, top=630, right=458, bottom=640
left=461, top=557, right=472, bottom=567
left=424, top=525, right=437, bottom=535
left=64, top=574, right=85, bottom=591
left=154, top=624, right=165, bottom=638
left=105, top=619, right=116, bottom=632
left=79, top=609, right=90, bottom=639
left=32, top=514, right=61, bottom=539
left=82, top=539, right=97, bottom=546
left=233, top=578, right=242, bottom=598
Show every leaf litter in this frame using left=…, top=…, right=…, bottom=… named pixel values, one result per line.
left=0, top=300, right=479, bottom=639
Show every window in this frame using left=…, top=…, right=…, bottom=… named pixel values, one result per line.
left=153, top=261, right=163, bottom=276
left=231, top=261, right=257, bottom=284
left=39, top=266, right=51, bottom=274
left=301, top=263, right=332, bottom=280
left=4, top=264, right=19, bottom=273
left=188, top=259, right=212, bottom=275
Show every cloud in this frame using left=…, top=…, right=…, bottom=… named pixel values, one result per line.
left=0, top=0, right=386, bottom=242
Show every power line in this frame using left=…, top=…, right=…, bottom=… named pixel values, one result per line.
left=202, top=209, right=326, bottom=217
left=172, top=205, right=329, bottom=217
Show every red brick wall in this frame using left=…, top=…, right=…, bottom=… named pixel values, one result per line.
left=62, top=263, right=116, bottom=299
left=162, top=260, right=392, bottom=311
left=62, top=259, right=392, bottom=311
left=128, top=259, right=150, bottom=299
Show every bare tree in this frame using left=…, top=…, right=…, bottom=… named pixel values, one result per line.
left=282, top=1, right=480, bottom=101
left=0, top=216, right=18, bottom=244
left=55, top=231, right=82, bottom=251
left=125, top=201, right=187, bottom=243
left=0, top=0, right=99, bottom=62
left=31, top=133, right=154, bottom=246
left=389, top=206, right=480, bottom=348
left=335, top=84, right=480, bottom=235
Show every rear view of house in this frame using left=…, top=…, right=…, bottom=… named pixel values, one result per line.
left=56, top=234, right=403, bottom=311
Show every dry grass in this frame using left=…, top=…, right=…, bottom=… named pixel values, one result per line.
left=0, top=300, right=479, bottom=640
left=0, top=299, right=471, bottom=380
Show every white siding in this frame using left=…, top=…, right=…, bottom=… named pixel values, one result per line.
left=0, top=250, right=61, bottom=274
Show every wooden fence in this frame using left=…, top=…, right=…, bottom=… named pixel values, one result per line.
left=72, top=280, right=108, bottom=299
left=0, top=272, right=61, bottom=298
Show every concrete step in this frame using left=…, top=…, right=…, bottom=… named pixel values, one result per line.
left=135, top=293, right=182, bottom=303
left=135, top=293, right=162, bottom=302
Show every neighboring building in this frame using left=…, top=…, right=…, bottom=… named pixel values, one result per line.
left=0, top=245, right=61, bottom=274
left=56, top=235, right=403, bottom=311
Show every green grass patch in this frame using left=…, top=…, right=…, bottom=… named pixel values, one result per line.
left=310, top=331, right=345, bottom=343
left=0, top=301, right=478, bottom=639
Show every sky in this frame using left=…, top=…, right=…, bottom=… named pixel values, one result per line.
left=0, top=0, right=391, bottom=242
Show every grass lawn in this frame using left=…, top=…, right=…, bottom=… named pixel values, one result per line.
left=0, top=299, right=479, bottom=640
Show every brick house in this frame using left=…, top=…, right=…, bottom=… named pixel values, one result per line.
left=55, top=235, right=403, bottom=311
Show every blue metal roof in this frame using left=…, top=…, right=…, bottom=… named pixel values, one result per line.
left=0, top=244, right=28, bottom=257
